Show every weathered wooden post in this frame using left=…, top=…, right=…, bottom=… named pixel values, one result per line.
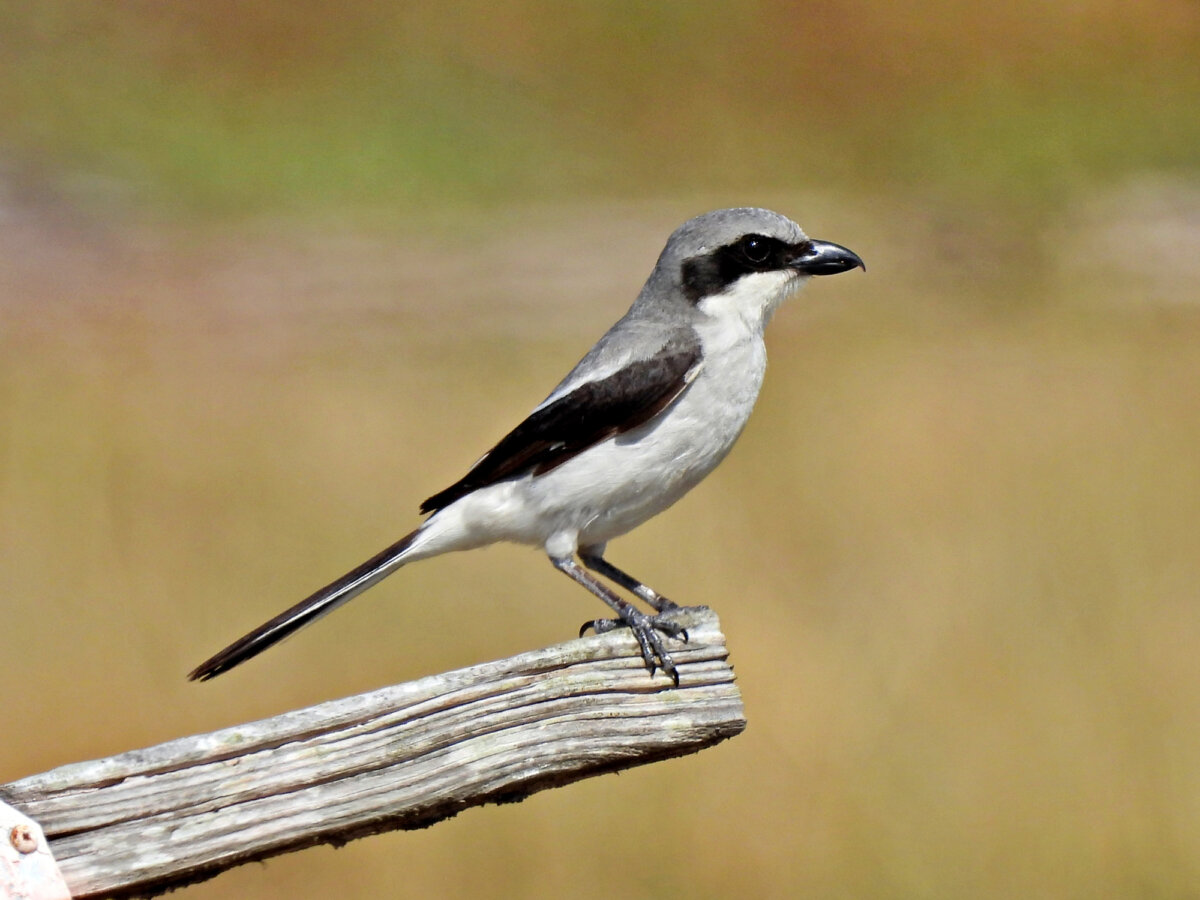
left=2, top=608, right=743, bottom=899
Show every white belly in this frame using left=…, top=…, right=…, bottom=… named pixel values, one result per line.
left=411, top=328, right=768, bottom=559
left=404, top=268, right=796, bottom=562
left=534, top=336, right=765, bottom=547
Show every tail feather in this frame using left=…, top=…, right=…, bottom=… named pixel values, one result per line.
left=188, top=529, right=418, bottom=681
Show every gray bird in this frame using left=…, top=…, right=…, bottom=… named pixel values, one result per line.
left=190, top=207, right=864, bottom=683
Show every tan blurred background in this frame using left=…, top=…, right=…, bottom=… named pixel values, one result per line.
left=2, top=2, right=1199, bottom=897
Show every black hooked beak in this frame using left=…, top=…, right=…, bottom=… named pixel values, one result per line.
left=788, top=239, right=865, bottom=276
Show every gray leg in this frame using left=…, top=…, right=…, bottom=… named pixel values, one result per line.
left=550, top=556, right=686, bottom=684
left=578, top=547, right=680, bottom=614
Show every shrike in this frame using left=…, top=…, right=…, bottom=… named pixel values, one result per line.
left=190, top=207, right=863, bottom=684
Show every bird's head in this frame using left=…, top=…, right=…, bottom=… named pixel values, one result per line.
left=641, top=207, right=864, bottom=327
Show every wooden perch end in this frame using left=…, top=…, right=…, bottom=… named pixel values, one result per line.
left=2, top=606, right=744, bottom=899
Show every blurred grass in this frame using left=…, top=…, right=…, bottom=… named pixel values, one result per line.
left=2, top=1, right=1200, bottom=898
left=1, top=1, right=1197, bottom=218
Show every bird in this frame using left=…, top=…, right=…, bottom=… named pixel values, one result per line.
left=189, top=207, right=863, bottom=684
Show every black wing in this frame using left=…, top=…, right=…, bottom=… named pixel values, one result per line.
left=420, top=345, right=702, bottom=514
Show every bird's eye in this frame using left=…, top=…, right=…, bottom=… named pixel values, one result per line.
left=741, top=235, right=771, bottom=265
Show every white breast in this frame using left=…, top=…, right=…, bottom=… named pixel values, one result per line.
left=409, top=269, right=804, bottom=559
left=526, top=271, right=794, bottom=547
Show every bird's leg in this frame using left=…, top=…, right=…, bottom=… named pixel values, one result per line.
left=550, top=556, right=686, bottom=684
left=578, top=547, right=681, bottom=614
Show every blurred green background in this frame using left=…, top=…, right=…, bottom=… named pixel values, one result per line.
left=2, top=1, right=1199, bottom=897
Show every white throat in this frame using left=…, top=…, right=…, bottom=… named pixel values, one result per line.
left=695, top=269, right=804, bottom=334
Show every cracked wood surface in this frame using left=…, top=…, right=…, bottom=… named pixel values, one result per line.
left=1, top=608, right=744, bottom=899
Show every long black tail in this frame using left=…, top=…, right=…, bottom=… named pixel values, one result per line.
left=188, top=530, right=417, bottom=681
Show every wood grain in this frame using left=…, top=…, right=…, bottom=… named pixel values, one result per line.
left=1, top=608, right=744, bottom=899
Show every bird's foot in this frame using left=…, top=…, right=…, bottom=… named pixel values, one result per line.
left=580, top=606, right=690, bottom=684
left=646, top=595, right=681, bottom=614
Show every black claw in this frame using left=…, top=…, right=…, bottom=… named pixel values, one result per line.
left=556, top=555, right=694, bottom=684
left=577, top=606, right=689, bottom=683
left=581, top=618, right=624, bottom=636
left=623, top=612, right=681, bottom=679
left=629, top=623, right=656, bottom=667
